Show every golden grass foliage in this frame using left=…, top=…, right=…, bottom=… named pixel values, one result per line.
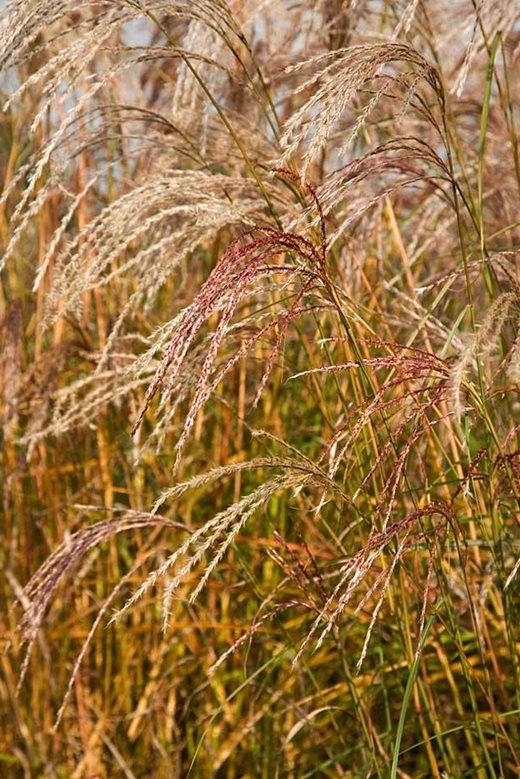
left=1, top=1, right=520, bottom=776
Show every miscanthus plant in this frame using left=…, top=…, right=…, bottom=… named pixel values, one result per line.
left=1, top=0, right=520, bottom=775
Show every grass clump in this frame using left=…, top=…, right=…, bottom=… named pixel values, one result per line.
left=1, top=1, right=520, bottom=776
